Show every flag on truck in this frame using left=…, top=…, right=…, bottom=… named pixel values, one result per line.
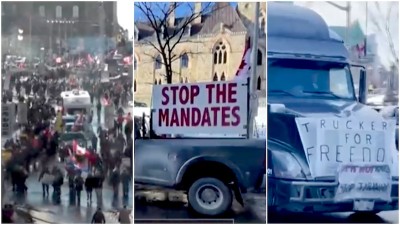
left=235, top=37, right=252, bottom=80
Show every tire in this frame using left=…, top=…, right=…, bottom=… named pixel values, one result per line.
left=187, top=177, right=233, bottom=216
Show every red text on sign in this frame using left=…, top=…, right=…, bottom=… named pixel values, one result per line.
left=158, top=106, right=241, bottom=127
left=161, top=85, right=200, bottom=106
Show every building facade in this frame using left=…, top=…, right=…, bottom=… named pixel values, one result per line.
left=134, top=2, right=266, bottom=105
left=1, top=1, right=120, bottom=56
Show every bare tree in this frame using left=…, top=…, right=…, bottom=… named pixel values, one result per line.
left=134, top=2, right=215, bottom=83
left=370, top=2, right=399, bottom=70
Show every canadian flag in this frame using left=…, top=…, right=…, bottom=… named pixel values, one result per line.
left=72, top=139, right=86, bottom=155
left=75, top=114, right=84, bottom=125
left=87, top=54, right=94, bottom=63
left=101, top=96, right=111, bottom=105
left=235, top=37, right=252, bottom=80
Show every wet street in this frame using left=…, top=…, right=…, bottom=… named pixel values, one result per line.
left=267, top=211, right=399, bottom=223
left=2, top=94, right=133, bottom=223
left=4, top=174, right=131, bottom=223
left=134, top=200, right=263, bottom=224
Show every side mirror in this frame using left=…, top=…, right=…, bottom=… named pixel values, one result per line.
left=358, top=69, right=367, bottom=104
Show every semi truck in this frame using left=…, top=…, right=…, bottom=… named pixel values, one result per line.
left=267, top=3, right=398, bottom=214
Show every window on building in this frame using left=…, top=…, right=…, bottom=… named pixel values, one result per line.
left=134, top=80, right=137, bottom=92
left=180, top=77, right=183, bottom=83
left=56, top=5, right=62, bottom=18
left=181, top=53, right=189, bottom=68
left=257, top=49, right=263, bottom=66
left=213, top=41, right=228, bottom=65
left=257, top=76, right=262, bottom=90
left=213, top=73, right=218, bottom=81
left=73, top=5, right=79, bottom=18
left=158, top=79, right=162, bottom=85
left=185, top=77, right=188, bottom=83
left=220, top=72, right=226, bottom=81
left=154, top=79, right=157, bottom=85
left=134, top=57, right=137, bottom=70
left=155, top=55, right=162, bottom=70
left=39, top=6, right=45, bottom=17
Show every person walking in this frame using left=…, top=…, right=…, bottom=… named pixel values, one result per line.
left=91, top=207, right=106, bottom=224
left=38, top=166, right=51, bottom=197
left=118, top=205, right=131, bottom=224
left=74, top=172, right=84, bottom=206
left=85, top=173, right=94, bottom=204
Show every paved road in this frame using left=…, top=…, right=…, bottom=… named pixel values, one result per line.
left=267, top=211, right=399, bottom=223
left=4, top=173, right=131, bottom=224
left=134, top=199, right=263, bottom=224
left=2, top=91, right=133, bottom=223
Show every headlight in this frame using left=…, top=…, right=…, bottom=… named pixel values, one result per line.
left=270, top=150, right=306, bottom=180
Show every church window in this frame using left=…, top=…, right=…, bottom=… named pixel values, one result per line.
left=213, top=73, right=218, bottom=81
left=155, top=55, right=162, bottom=70
left=257, top=49, right=263, bottom=66
left=220, top=72, right=226, bottom=81
left=213, top=41, right=228, bottom=65
left=181, top=53, right=189, bottom=68
left=257, top=76, right=262, bottom=90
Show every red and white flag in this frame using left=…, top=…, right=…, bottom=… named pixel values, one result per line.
left=72, top=139, right=86, bottom=155
left=87, top=54, right=94, bottom=63
left=235, top=37, right=252, bottom=80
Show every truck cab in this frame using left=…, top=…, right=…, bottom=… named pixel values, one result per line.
left=267, top=3, right=398, bottom=214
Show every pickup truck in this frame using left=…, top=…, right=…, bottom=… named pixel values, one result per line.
left=134, top=124, right=265, bottom=216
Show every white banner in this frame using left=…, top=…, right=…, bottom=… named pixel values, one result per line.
left=335, top=164, right=391, bottom=202
left=152, top=81, right=248, bottom=136
left=17, top=103, right=28, bottom=124
left=104, top=105, right=115, bottom=129
left=2, top=103, right=16, bottom=136
left=296, top=117, right=397, bottom=178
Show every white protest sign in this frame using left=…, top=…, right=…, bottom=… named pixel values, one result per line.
left=152, top=80, right=248, bottom=136
left=296, top=117, right=397, bottom=178
left=335, top=164, right=391, bottom=202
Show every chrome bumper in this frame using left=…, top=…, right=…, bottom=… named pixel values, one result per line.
left=271, top=178, right=399, bottom=212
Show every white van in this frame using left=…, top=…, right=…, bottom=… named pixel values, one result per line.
left=61, top=90, right=91, bottom=115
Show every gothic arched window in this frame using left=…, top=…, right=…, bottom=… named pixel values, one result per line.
left=155, top=55, right=162, bottom=70
left=257, top=50, right=263, bottom=66
left=213, top=41, right=228, bottom=65
left=257, top=76, right=262, bottom=90
left=220, top=72, right=226, bottom=81
left=181, top=53, right=189, bottom=68
left=134, top=80, right=137, bottom=92
left=213, top=73, right=218, bottom=81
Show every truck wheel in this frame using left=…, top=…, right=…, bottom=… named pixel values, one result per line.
left=188, top=177, right=232, bottom=216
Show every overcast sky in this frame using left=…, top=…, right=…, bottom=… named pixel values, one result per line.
left=117, top=1, right=134, bottom=39
left=295, top=1, right=399, bottom=69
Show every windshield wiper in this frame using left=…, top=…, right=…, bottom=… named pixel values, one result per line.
left=302, top=90, right=342, bottom=99
left=268, top=90, right=296, bottom=96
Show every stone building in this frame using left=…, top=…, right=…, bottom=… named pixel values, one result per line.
left=134, top=2, right=266, bottom=105
left=1, top=1, right=120, bottom=56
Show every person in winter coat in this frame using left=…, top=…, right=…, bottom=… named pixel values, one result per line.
left=74, top=173, right=84, bottom=205
left=91, top=207, right=106, bottom=224
left=38, top=166, right=51, bottom=197
left=120, top=169, right=131, bottom=203
left=85, top=173, right=94, bottom=204
left=118, top=205, right=131, bottom=224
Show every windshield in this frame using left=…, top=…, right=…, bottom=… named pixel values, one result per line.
left=59, top=132, right=86, bottom=143
left=268, top=59, right=356, bottom=100
left=66, top=108, right=87, bottom=115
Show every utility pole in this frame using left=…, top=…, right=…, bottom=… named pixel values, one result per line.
left=99, top=2, right=105, bottom=66
left=29, top=15, right=32, bottom=61
left=248, top=2, right=260, bottom=139
left=326, top=2, right=351, bottom=46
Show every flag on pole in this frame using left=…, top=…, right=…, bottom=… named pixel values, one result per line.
left=72, top=139, right=86, bottom=155
left=235, top=37, right=252, bottom=80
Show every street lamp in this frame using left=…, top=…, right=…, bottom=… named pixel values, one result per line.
left=326, top=2, right=351, bottom=46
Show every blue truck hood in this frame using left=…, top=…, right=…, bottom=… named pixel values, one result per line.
left=268, top=97, right=381, bottom=118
